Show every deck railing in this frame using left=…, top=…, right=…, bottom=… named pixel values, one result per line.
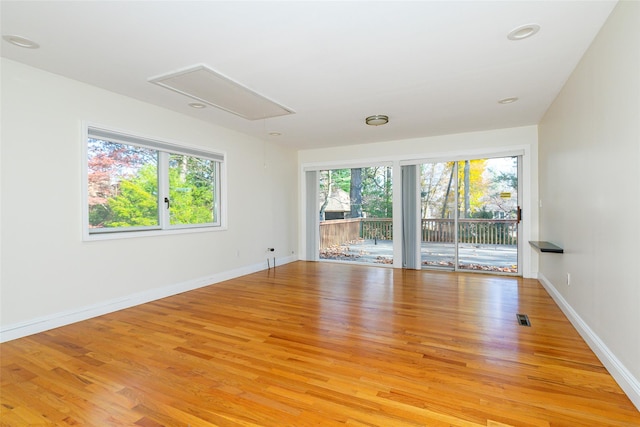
left=320, top=217, right=517, bottom=249
left=423, top=218, right=518, bottom=245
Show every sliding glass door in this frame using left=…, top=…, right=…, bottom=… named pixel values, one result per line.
left=318, top=166, right=394, bottom=265
left=420, top=156, right=520, bottom=274
left=307, top=156, right=520, bottom=274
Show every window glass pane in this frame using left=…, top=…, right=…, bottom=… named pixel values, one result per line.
left=85, top=127, right=224, bottom=238
left=168, top=154, right=216, bottom=225
left=87, top=139, right=158, bottom=230
left=420, top=161, right=456, bottom=269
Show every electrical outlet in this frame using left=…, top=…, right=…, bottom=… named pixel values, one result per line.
left=567, top=273, right=571, bottom=286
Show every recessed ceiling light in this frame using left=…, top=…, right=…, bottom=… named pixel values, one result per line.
left=188, top=102, right=206, bottom=109
left=365, top=115, right=389, bottom=126
left=507, top=24, right=540, bottom=41
left=268, top=132, right=282, bottom=137
left=2, top=35, right=40, bottom=49
left=498, top=97, right=519, bottom=104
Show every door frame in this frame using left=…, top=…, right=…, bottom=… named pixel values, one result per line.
left=404, top=154, right=523, bottom=275
left=301, top=145, right=535, bottom=278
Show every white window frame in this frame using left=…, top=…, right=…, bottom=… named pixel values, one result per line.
left=82, top=124, right=227, bottom=241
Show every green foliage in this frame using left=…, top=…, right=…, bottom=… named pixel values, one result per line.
left=107, top=172, right=159, bottom=227
left=104, top=164, right=159, bottom=227
left=90, top=156, right=215, bottom=229
left=361, top=166, right=392, bottom=218
left=319, top=167, right=393, bottom=219
left=88, top=203, right=112, bottom=228
left=471, top=206, right=494, bottom=219
left=88, top=139, right=159, bottom=228
left=319, top=169, right=351, bottom=195
left=168, top=155, right=215, bottom=225
left=331, top=169, right=351, bottom=193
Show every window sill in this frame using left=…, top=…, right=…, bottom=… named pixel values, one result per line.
left=84, top=225, right=227, bottom=242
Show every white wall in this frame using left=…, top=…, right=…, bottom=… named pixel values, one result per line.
left=0, top=59, right=298, bottom=339
left=298, top=125, right=539, bottom=278
left=538, top=1, right=640, bottom=409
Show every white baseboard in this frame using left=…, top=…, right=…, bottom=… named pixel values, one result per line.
left=538, top=273, right=640, bottom=411
left=0, top=256, right=296, bottom=343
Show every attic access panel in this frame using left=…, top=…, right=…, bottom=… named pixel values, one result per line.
left=149, top=65, right=294, bottom=120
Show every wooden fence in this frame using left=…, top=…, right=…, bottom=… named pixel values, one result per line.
left=320, top=217, right=517, bottom=249
left=319, top=218, right=362, bottom=249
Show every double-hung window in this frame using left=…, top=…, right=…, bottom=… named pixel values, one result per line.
left=84, top=126, right=224, bottom=239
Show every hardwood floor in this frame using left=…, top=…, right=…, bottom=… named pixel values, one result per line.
left=1, top=261, right=639, bottom=426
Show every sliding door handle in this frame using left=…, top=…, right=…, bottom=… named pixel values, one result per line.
left=517, top=206, right=522, bottom=223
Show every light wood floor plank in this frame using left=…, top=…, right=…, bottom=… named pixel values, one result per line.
left=1, top=262, right=639, bottom=426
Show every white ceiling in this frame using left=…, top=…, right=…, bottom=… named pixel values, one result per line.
left=1, top=1, right=617, bottom=150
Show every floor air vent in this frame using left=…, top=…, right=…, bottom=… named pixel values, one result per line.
left=516, top=314, right=531, bottom=327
